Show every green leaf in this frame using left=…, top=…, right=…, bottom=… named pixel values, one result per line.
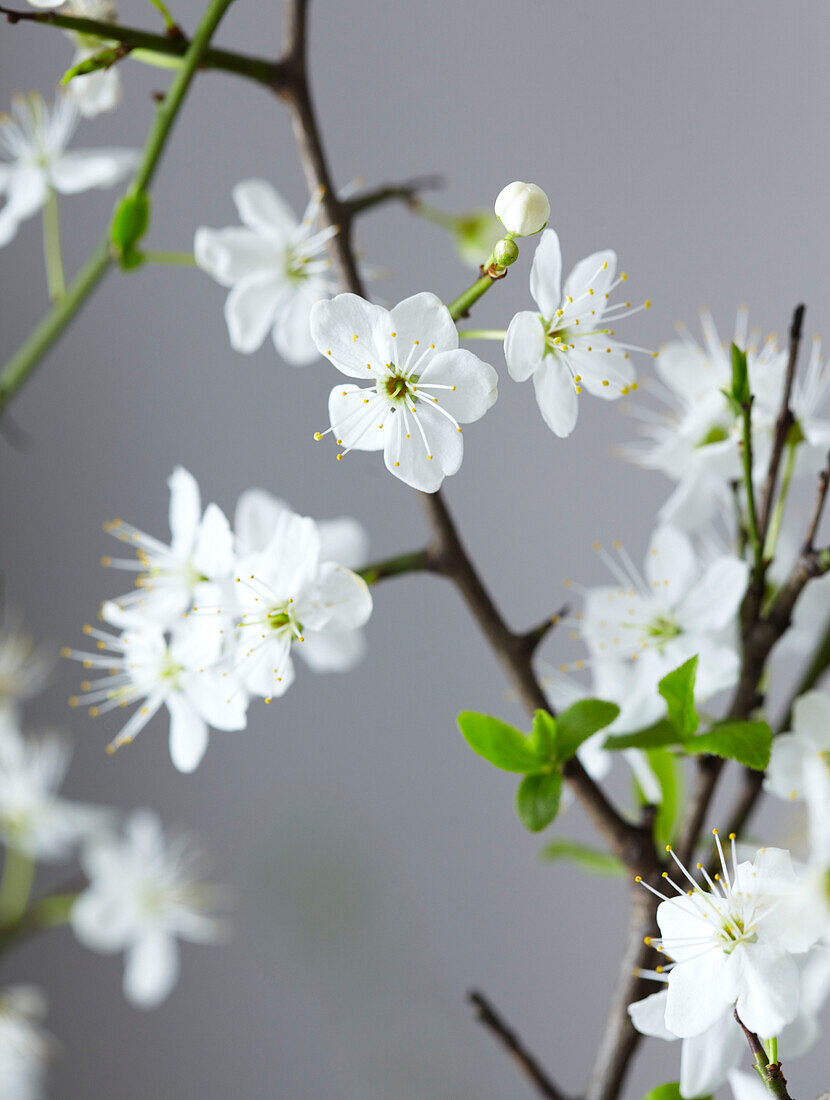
left=689, top=720, right=772, bottom=770
left=528, top=710, right=557, bottom=759
left=538, top=838, right=625, bottom=877
left=516, top=772, right=562, bottom=832
left=61, top=46, right=123, bottom=85
left=111, top=193, right=151, bottom=264
left=645, top=747, right=683, bottom=848
left=603, top=719, right=683, bottom=751
left=658, top=657, right=699, bottom=737
left=457, top=712, right=545, bottom=774
left=731, top=342, right=750, bottom=405
left=555, top=698, right=620, bottom=761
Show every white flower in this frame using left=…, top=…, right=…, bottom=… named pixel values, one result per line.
left=0, top=716, right=108, bottom=860
left=765, top=691, right=830, bottom=808
left=71, top=810, right=221, bottom=1008
left=494, top=181, right=550, bottom=236
left=0, top=92, right=136, bottom=247
left=62, top=0, right=122, bottom=119
left=0, top=986, right=50, bottom=1100
left=228, top=510, right=373, bottom=697
left=629, top=946, right=830, bottom=1097
left=0, top=614, right=51, bottom=719
left=639, top=838, right=818, bottom=1040
left=310, top=291, right=498, bottom=492
left=65, top=608, right=247, bottom=773
left=570, top=526, right=748, bottom=704
left=101, top=465, right=235, bottom=627
left=195, top=180, right=338, bottom=363
left=504, top=229, right=647, bottom=437
left=623, top=308, right=787, bottom=529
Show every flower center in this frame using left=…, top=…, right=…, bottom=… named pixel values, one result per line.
left=284, top=246, right=309, bottom=284
left=696, top=424, right=730, bottom=448
left=381, top=369, right=419, bottom=404
left=645, top=615, right=682, bottom=649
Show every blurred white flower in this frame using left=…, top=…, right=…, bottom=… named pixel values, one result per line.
left=639, top=839, right=819, bottom=1039
left=504, top=229, right=648, bottom=437
left=310, top=291, right=498, bottom=492
left=0, top=716, right=108, bottom=861
left=0, top=986, right=50, bottom=1100
left=61, top=0, right=122, bottom=119
left=65, top=608, right=247, bottom=773
left=101, top=465, right=235, bottom=627
left=71, top=810, right=221, bottom=1008
left=234, top=487, right=368, bottom=566
left=0, top=615, right=51, bottom=720
left=567, top=526, right=748, bottom=704
left=494, top=181, right=550, bottom=237
left=195, top=180, right=338, bottom=363
left=0, top=91, right=135, bottom=247
left=765, top=691, right=830, bottom=809
left=623, top=308, right=787, bottom=529
left=227, top=510, right=373, bottom=697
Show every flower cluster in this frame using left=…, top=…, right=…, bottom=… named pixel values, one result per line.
left=65, top=467, right=373, bottom=771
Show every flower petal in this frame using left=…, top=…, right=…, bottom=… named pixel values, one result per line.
left=529, top=229, right=562, bottom=317
left=645, top=526, right=697, bottom=601
left=297, top=628, right=366, bottom=672
left=232, top=178, right=297, bottom=238
left=563, top=248, right=617, bottom=301
left=383, top=402, right=463, bottom=492
left=310, top=293, right=391, bottom=376
left=665, top=949, right=732, bottom=1037
left=723, top=942, right=800, bottom=1038
left=194, top=226, right=277, bottom=287
left=49, top=148, right=137, bottom=193
left=166, top=693, right=209, bottom=773
left=764, top=733, right=807, bottom=802
left=317, top=517, right=368, bottom=569
left=256, top=512, right=321, bottom=596
left=123, top=931, right=180, bottom=1008
left=328, top=386, right=388, bottom=451
left=389, top=291, right=458, bottom=354
left=0, top=167, right=47, bottom=246
left=167, top=466, right=201, bottom=557
left=300, top=562, right=372, bottom=632
left=192, top=503, right=234, bottom=580
left=505, top=311, right=545, bottom=382
left=677, top=557, right=749, bottom=632
left=792, top=690, right=830, bottom=751
left=627, top=990, right=675, bottom=1040
left=679, top=1013, right=743, bottom=1098
left=71, top=887, right=136, bottom=953
left=417, top=349, right=498, bottom=423
left=273, top=281, right=323, bottom=366
left=531, top=358, right=579, bottom=437
left=224, top=272, right=285, bottom=353
left=181, top=668, right=248, bottom=732
left=234, top=488, right=291, bottom=555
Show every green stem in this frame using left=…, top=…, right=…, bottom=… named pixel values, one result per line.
left=143, top=249, right=197, bottom=266
left=0, top=848, right=35, bottom=926
left=448, top=275, right=496, bottom=322
left=145, top=0, right=178, bottom=32
left=410, top=199, right=458, bottom=232
left=29, top=892, right=76, bottom=928
left=0, top=7, right=285, bottom=90
left=763, top=441, right=797, bottom=562
left=457, top=329, right=506, bottom=340
left=357, top=549, right=432, bottom=585
left=41, top=189, right=66, bottom=303
left=739, top=400, right=763, bottom=574
left=0, top=0, right=235, bottom=414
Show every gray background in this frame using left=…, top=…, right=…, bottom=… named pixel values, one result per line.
left=1, top=1, right=828, bottom=1096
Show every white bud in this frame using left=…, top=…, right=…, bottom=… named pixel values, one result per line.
left=494, top=182, right=550, bottom=237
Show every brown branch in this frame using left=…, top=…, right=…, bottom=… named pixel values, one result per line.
left=519, top=604, right=569, bottom=655
left=757, top=304, right=806, bottom=541
left=344, top=174, right=443, bottom=221
left=468, top=991, right=569, bottom=1100
left=734, top=1011, right=794, bottom=1100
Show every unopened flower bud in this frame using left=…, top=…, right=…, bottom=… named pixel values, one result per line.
left=493, top=237, right=519, bottom=267
left=494, top=182, right=550, bottom=237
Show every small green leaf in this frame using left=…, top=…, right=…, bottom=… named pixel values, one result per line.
left=645, top=747, right=683, bottom=848
left=658, top=657, right=699, bottom=737
left=528, top=709, right=557, bottom=759
left=457, top=712, right=545, bottom=774
left=111, top=192, right=151, bottom=263
left=604, top=719, right=683, bottom=751
left=689, top=720, right=772, bottom=770
left=61, top=46, right=123, bottom=85
left=516, top=772, right=562, bottom=832
left=640, top=1085, right=704, bottom=1100
left=555, top=698, right=620, bottom=761
left=731, top=342, right=750, bottom=405
left=538, top=838, right=625, bottom=877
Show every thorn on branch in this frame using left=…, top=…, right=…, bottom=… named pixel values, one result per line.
left=468, top=990, right=568, bottom=1100
left=521, top=604, right=569, bottom=654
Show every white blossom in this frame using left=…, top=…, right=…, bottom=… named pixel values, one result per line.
left=310, top=291, right=498, bottom=492
left=504, top=229, right=648, bottom=437
left=0, top=986, right=50, bottom=1100
left=0, top=715, right=109, bottom=860
left=61, top=0, right=122, bottom=118
left=71, top=810, right=221, bottom=1008
left=765, top=691, right=830, bottom=809
left=101, top=465, right=235, bottom=627
left=494, top=181, right=550, bottom=237
left=195, top=180, right=338, bottom=363
left=0, top=615, right=51, bottom=721
left=0, top=91, right=135, bottom=247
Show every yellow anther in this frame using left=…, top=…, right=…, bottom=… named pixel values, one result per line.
left=105, top=744, right=116, bottom=755
left=60, top=646, right=71, bottom=658
left=313, top=432, right=322, bottom=441
left=100, top=556, right=112, bottom=567
left=68, top=696, right=79, bottom=707
left=644, top=299, right=652, bottom=308
left=635, top=876, right=642, bottom=883
left=89, top=706, right=99, bottom=717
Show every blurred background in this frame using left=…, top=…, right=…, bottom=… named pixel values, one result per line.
left=1, top=1, right=829, bottom=1096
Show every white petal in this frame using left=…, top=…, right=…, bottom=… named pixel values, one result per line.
left=764, top=733, right=807, bottom=802
left=657, top=893, right=713, bottom=963
left=194, top=226, right=277, bottom=287
left=328, top=386, right=388, bottom=451
left=389, top=291, right=458, bottom=354
left=665, top=949, right=733, bottom=1037
left=417, top=349, right=498, bottom=423
left=505, top=311, right=545, bottom=382
left=273, top=282, right=324, bottom=366
left=224, top=272, right=285, bottom=353
left=49, top=148, right=137, bottom=193
left=300, top=562, right=372, bottom=632
left=232, top=178, right=297, bottom=238
left=255, top=512, right=321, bottom=596
left=317, top=517, right=368, bottom=569
left=792, top=690, right=830, bottom=751
left=531, top=358, right=579, bottom=437
left=166, top=693, right=209, bottom=773
left=383, top=402, right=463, bottom=492
left=234, top=489, right=291, bottom=555
left=181, top=668, right=248, bottom=732
left=529, top=229, right=563, bottom=317
left=310, top=293, right=391, bottom=376
left=728, top=1071, right=770, bottom=1100
left=0, top=167, right=47, bottom=246
left=656, top=340, right=714, bottom=404
left=67, top=64, right=121, bottom=118
left=677, top=557, right=749, bottom=632
left=167, top=466, right=201, bottom=557
left=627, top=990, right=675, bottom=1040
left=565, top=343, right=635, bottom=399
left=679, top=1013, right=744, bottom=1098
left=724, top=943, right=800, bottom=1038
left=241, top=638, right=295, bottom=698
left=645, top=526, right=697, bottom=601
left=563, top=248, right=617, bottom=301
left=70, top=887, right=135, bottom=953
left=297, top=628, right=366, bottom=672
left=191, top=503, right=234, bottom=580
left=123, top=931, right=180, bottom=1008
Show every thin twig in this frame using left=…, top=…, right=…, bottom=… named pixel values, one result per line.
left=356, top=548, right=434, bottom=586
left=344, top=174, right=443, bottom=220
left=520, top=605, right=569, bottom=655
left=734, top=1010, right=794, bottom=1099
left=803, top=449, right=830, bottom=551
left=468, top=991, right=569, bottom=1100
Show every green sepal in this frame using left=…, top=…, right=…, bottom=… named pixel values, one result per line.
left=730, top=341, right=750, bottom=405
left=554, top=699, right=620, bottom=762
left=457, top=712, right=545, bottom=774
left=61, top=47, right=123, bottom=85
left=111, top=192, right=151, bottom=267
left=659, top=657, right=699, bottom=737
left=516, top=772, right=562, bottom=832
left=688, top=720, right=772, bottom=770
left=538, top=838, right=625, bottom=877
